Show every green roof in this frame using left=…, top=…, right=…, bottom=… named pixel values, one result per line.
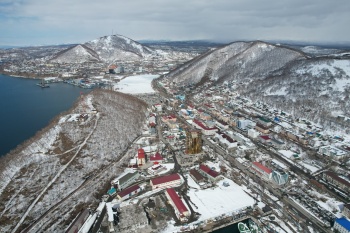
left=119, top=172, right=139, bottom=186
left=259, top=117, right=271, bottom=123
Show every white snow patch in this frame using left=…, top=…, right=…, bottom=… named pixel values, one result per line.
left=188, top=178, right=254, bottom=222
left=114, top=74, right=159, bottom=94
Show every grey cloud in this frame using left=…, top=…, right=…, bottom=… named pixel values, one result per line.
left=0, top=0, right=350, bottom=46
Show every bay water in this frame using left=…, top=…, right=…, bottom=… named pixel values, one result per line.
left=0, top=74, right=90, bottom=157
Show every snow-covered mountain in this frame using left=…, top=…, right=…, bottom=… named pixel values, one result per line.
left=50, top=44, right=100, bottom=63
left=164, top=40, right=350, bottom=126
left=50, top=35, right=155, bottom=63
left=166, top=41, right=306, bottom=86
left=246, top=58, right=350, bottom=124
left=84, top=35, right=154, bottom=62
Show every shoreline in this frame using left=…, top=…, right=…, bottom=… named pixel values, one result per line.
left=0, top=70, right=52, bottom=79
left=0, top=75, right=92, bottom=158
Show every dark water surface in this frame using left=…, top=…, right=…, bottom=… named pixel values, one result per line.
left=213, top=218, right=250, bottom=233
left=0, top=74, right=91, bottom=157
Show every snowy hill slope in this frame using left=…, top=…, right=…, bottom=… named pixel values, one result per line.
left=166, top=41, right=306, bottom=86
left=164, top=40, right=350, bottom=127
left=85, top=34, right=154, bottom=62
left=50, top=44, right=100, bottom=63
left=245, top=58, right=350, bottom=123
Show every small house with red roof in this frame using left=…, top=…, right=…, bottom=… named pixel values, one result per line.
left=149, top=152, right=163, bottom=164
left=251, top=162, right=272, bottom=180
left=192, top=119, right=218, bottom=136
left=117, top=184, right=141, bottom=201
left=215, top=132, right=237, bottom=150
left=259, top=135, right=271, bottom=144
left=138, top=148, right=146, bottom=166
left=161, top=115, right=177, bottom=123
left=198, top=164, right=221, bottom=182
left=149, top=115, right=156, bottom=126
left=154, top=103, right=162, bottom=112
left=148, top=164, right=167, bottom=175
left=165, top=188, right=190, bottom=221
left=189, top=169, right=206, bottom=186
left=150, top=173, right=182, bottom=190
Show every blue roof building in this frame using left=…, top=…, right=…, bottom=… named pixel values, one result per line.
left=334, top=218, right=350, bottom=233
left=107, top=187, right=116, bottom=196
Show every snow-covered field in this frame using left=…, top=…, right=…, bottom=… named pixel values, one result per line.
left=188, top=178, right=254, bottom=222
left=114, top=74, right=159, bottom=94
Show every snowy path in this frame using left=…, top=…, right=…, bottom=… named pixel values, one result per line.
left=11, top=114, right=100, bottom=233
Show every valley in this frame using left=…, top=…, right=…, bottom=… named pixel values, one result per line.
left=0, top=35, right=350, bottom=233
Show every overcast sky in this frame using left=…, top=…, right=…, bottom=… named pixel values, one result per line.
left=1, top=0, right=350, bottom=46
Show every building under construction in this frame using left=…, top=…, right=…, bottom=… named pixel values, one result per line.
left=186, top=130, right=202, bottom=154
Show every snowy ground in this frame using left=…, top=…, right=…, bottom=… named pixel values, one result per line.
left=298, top=161, right=321, bottom=173
left=188, top=178, right=254, bottom=222
left=260, top=214, right=297, bottom=233
left=113, top=74, right=159, bottom=94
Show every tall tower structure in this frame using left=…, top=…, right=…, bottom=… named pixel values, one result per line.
left=186, top=130, right=202, bottom=154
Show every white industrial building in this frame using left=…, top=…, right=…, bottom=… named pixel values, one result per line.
left=247, top=128, right=259, bottom=138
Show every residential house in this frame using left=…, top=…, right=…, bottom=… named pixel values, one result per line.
left=251, top=162, right=272, bottom=180
left=165, top=188, right=190, bottom=221
left=343, top=203, right=350, bottom=219
left=257, top=117, right=272, bottom=127
left=255, top=123, right=270, bottom=134
left=215, top=132, right=238, bottom=151
left=259, top=135, right=271, bottom=144
left=200, top=112, right=212, bottom=121
left=198, top=164, right=221, bottom=182
left=322, top=171, right=350, bottom=194
left=117, top=185, right=141, bottom=201
left=112, top=171, right=140, bottom=190
left=138, top=148, right=146, bottom=166
left=149, top=152, right=163, bottom=164
left=192, top=119, right=218, bottom=136
left=216, top=119, right=229, bottom=130
left=189, top=169, right=206, bottom=186
left=319, top=145, right=347, bottom=159
left=248, top=128, right=259, bottom=138
left=150, top=173, right=182, bottom=190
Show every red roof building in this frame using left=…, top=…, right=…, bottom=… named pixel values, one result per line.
left=117, top=185, right=141, bottom=201
left=192, top=119, right=218, bottom=136
left=150, top=173, right=182, bottom=190
left=259, top=135, right=271, bottom=143
left=161, top=115, right=177, bottom=123
left=165, top=188, right=190, bottom=221
left=138, top=148, right=145, bottom=158
left=198, top=164, right=221, bottom=182
left=138, top=148, right=146, bottom=166
left=252, top=162, right=272, bottom=179
left=190, top=169, right=205, bottom=183
left=149, top=152, right=163, bottom=163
